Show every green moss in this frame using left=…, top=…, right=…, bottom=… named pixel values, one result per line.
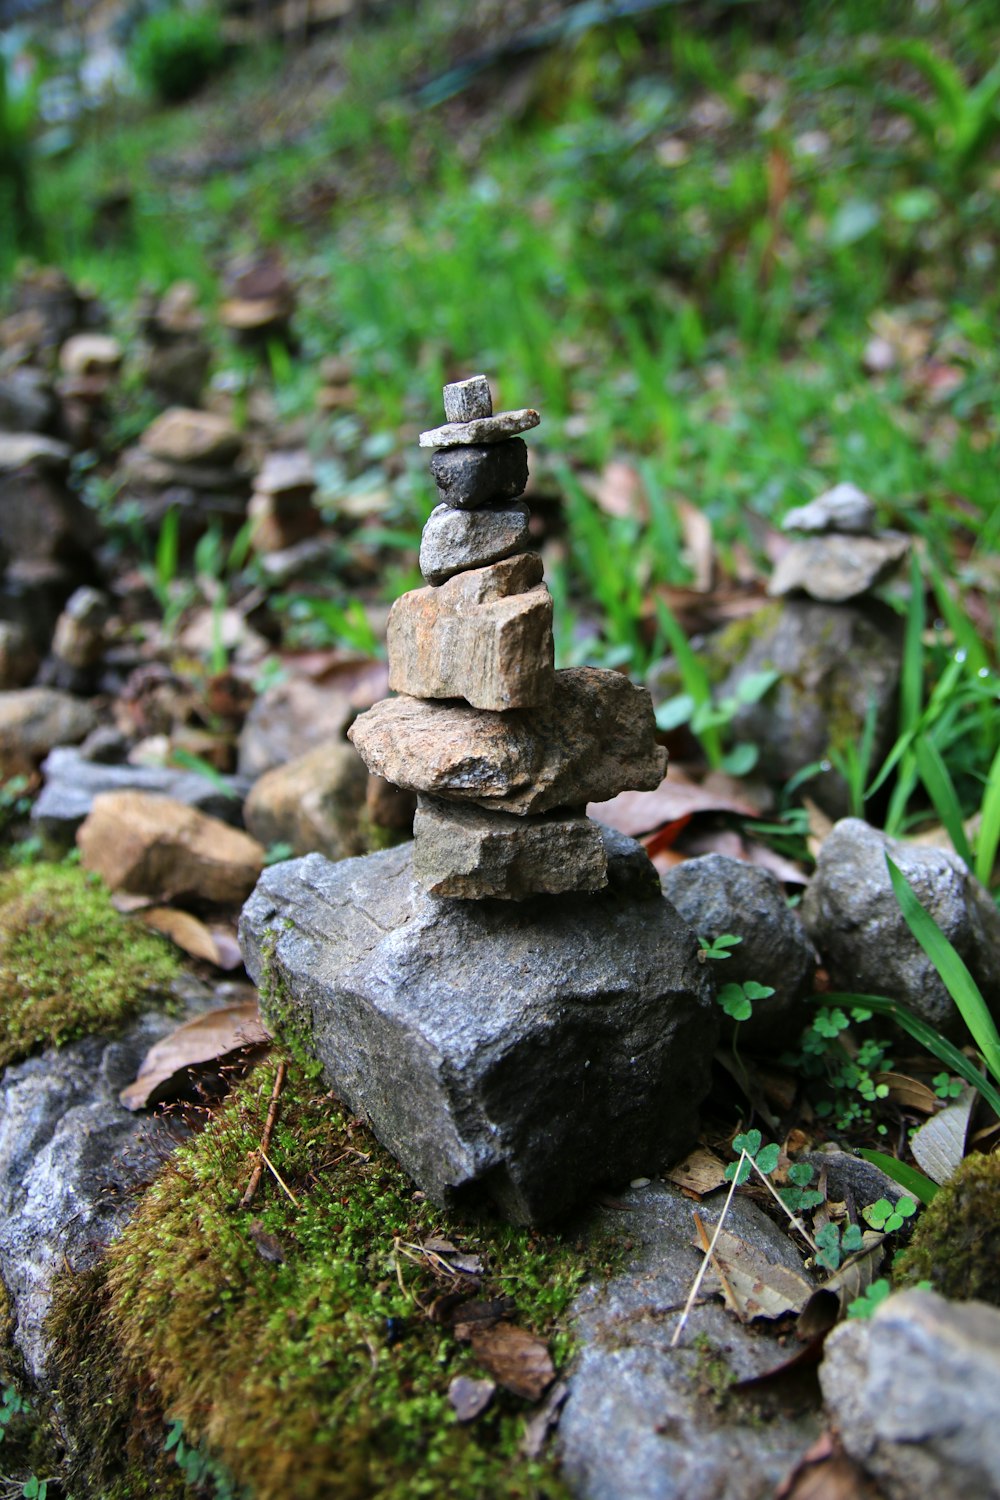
left=706, top=603, right=783, bottom=687
left=0, top=862, right=180, bottom=1070
left=896, top=1151, right=1000, bottom=1306
left=51, top=1058, right=585, bottom=1499
left=255, top=927, right=324, bottom=1081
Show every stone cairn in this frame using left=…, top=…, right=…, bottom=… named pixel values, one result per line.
left=349, top=375, right=666, bottom=900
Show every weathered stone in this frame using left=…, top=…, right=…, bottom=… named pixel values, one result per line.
left=50, top=586, right=111, bottom=670
left=237, top=664, right=388, bottom=779
left=443, top=375, right=492, bottom=423
left=59, top=333, right=123, bottom=378
left=0, top=688, right=100, bottom=773
left=0, top=368, right=56, bottom=434
left=770, top=533, right=910, bottom=602
left=413, top=798, right=608, bottom=899
left=820, top=1289, right=1000, bottom=1500
left=560, top=1182, right=821, bottom=1500
left=247, top=488, right=320, bottom=554
left=253, top=450, right=315, bottom=497
left=244, top=740, right=370, bottom=861
left=419, top=501, right=529, bottom=585
left=0, top=621, right=38, bottom=689
left=240, top=841, right=715, bottom=1223
left=783, top=482, right=876, bottom=536
left=387, top=555, right=553, bottom=710
left=365, top=774, right=416, bottom=832
left=349, top=667, right=667, bottom=816
left=429, top=439, right=528, bottom=510
left=118, top=446, right=249, bottom=495
left=419, top=408, right=540, bottom=448
left=0, top=453, right=99, bottom=574
left=0, top=999, right=215, bottom=1382
left=78, top=791, right=264, bottom=905
left=660, top=854, right=816, bottom=1048
left=31, top=745, right=250, bottom=842
left=717, top=600, right=903, bottom=817
left=140, top=407, right=243, bottom=466
left=801, top=818, right=1000, bottom=1036
left=138, top=338, right=210, bottom=408
left=0, top=432, right=71, bottom=473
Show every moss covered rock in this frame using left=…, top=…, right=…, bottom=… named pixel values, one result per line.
left=896, top=1151, right=1000, bottom=1306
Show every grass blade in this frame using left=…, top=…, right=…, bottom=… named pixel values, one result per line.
left=857, top=1148, right=938, bottom=1205
left=899, top=551, right=925, bottom=736
left=914, top=738, right=974, bottom=869
left=886, top=855, right=1000, bottom=1084
left=975, top=741, right=1000, bottom=887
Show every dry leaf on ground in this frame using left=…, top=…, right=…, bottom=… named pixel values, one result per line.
left=874, top=1072, right=940, bottom=1115
left=589, top=772, right=759, bottom=837
left=910, top=1087, right=975, bottom=1185
left=468, top=1323, right=555, bottom=1400
left=139, top=906, right=237, bottom=967
left=695, top=1226, right=815, bottom=1321
left=663, top=1146, right=729, bottom=1197
left=120, top=1001, right=271, bottom=1111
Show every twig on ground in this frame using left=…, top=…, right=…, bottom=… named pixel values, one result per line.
left=670, top=1150, right=747, bottom=1348
left=240, top=1061, right=287, bottom=1209
left=260, top=1148, right=300, bottom=1208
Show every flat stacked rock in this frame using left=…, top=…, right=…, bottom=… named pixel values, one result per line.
left=247, top=450, right=321, bottom=555
left=349, top=376, right=666, bottom=900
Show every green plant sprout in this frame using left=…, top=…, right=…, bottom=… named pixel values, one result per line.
left=862, top=1197, right=918, bottom=1235
left=814, top=1220, right=864, bottom=1274
left=779, top=1163, right=824, bottom=1215
left=724, top=1128, right=779, bottom=1186
left=932, top=1072, right=963, bottom=1101
left=698, top=933, right=742, bottom=962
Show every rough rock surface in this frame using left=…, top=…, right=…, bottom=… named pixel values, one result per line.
left=0, top=997, right=212, bottom=1382
left=717, top=600, right=903, bottom=816
left=237, top=664, right=388, bottom=779
left=560, top=1181, right=821, bottom=1500
left=443, top=375, right=492, bottom=423
left=59, top=333, right=123, bottom=377
left=418, top=408, right=539, bottom=448
left=32, top=745, right=250, bottom=842
left=0, top=440, right=98, bottom=573
left=429, top=439, right=529, bottom=509
left=387, top=555, right=554, bottom=710
left=801, top=818, right=1000, bottom=1035
left=660, top=854, right=816, bottom=1047
left=769, top=533, right=909, bottom=602
left=78, top=791, right=265, bottom=906
left=820, top=1289, right=1000, bottom=1500
left=140, top=406, right=243, bottom=466
left=413, top=799, right=608, bottom=899
left=0, top=688, right=100, bottom=772
left=239, top=839, right=716, bottom=1224
left=783, top=482, right=876, bottom=536
left=243, top=740, right=370, bottom=861
left=350, top=667, right=666, bottom=816
left=419, top=501, right=529, bottom=585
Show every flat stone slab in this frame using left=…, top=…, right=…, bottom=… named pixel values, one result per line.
left=413, top=798, right=607, bottom=899
left=418, top=408, right=540, bottom=448
left=350, top=666, right=667, bottom=815
left=430, top=439, right=529, bottom=510
left=387, top=554, right=554, bottom=711
left=419, top=501, right=529, bottom=586
left=769, top=533, right=909, bottom=602
left=239, top=839, right=716, bottom=1223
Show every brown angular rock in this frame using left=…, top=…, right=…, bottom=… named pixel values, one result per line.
left=77, top=790, right=264, bottom=905
left=413, top=798, right=607, bottom=900
left=0, top=687, right=100, bottom=773
left=140, top=408, right=243, bottom=466
left=349, top=667, right=666, bottom=816
left=769, top=533, right=910, bottom=603
left=237, top=663, right=388, bottom=779
left=243, top=740, right=369, bottom=861
left=387, top=554, right=553, bottom=711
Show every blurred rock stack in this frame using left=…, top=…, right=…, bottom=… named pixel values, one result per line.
left=349, top=376, right=666, bottom=899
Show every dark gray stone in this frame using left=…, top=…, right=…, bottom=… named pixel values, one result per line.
left=0, top=987, right=217, bottom=1382
left=820, top=1289, right=1000, bottom=1500
left=443, top=375, right=492, bottom=423
left=413, top=798, right=608, bottom=900
left=0, top=369, right=56, bottom=434
left=718, top=600, right=903, bottom=817
left=429, top=438, right=528, bottom=510
left=801, top=818, right=1000, bottom=1036
left=239, top=842, right=717, bottom=1225
left=560, top=1181, right=821, bottom=1500
left=32, top=745, right=250, bottom=843
left=660, top=854, right=816, bottom=1048
left=419, top=501, right=529, bottom=585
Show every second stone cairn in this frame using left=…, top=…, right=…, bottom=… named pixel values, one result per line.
left=349, top=375, right=666, bottom=900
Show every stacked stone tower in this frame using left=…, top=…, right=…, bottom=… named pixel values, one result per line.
left=350, top=376, right=666, bottom=899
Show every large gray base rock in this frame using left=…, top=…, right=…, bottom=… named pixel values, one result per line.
left=820, top=1289, right=1000, bottom=1500
left=413, top=798, right=608, bottom=899
left=660, top=854, right=816, bottom=1047
left=239, top=842, right=716, bottom=1224
left=801, top=818, right=1000, bottom=1035
left=560, top=1182, right=821, bottom=1500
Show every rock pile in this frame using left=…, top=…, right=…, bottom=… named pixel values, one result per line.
left=349, top=376, right=665, bottom=899
left=136, top=281, right=212, bottom=408
left=771, top=480, right=910, bottom=603
left=247, top=450, right=320, bottom=556
left=118, top=405, right=251, bottom=536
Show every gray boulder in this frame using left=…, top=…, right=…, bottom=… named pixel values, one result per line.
left=240, top=838, right=716, bottom=1225
left=801, top=819, right=1000, bottom=1035
left=560, top=1181, right=821, bottom=1500
left=661, top=853, right=816, bottom=1048
left=820, top=1289, right=1000, bottom=1500
left=32, top=745, right=250, bottom=842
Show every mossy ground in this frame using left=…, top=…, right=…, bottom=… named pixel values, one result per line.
left=896, top=1150, right=1000, bottom=1307
left=48, top=1056, right=599, bottom=1500
left=0, top=861, right=180, bottom=1070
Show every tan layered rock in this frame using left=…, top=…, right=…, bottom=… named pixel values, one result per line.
left=349, top=667, right=666, bottom=816
left=244, top=740, right=369, bottom=861
left=387, top=553, right=553, bottom=711
left=413, top=798, right=607, bottom=899
left=140, top=407, right=243, bottom=466
left=77, top=791, right=264, bottom=905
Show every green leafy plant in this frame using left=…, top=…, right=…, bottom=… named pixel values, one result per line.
left=725, top=1128, right=778, bottom=1186
left=814, top=1219, right=864, bottom=1273
left=787, top=1006, right=894, bottom=1133
left=0, top=33, right=40, bottom=269
left=698, top=933, right=742, bottom=962
left=862, top=1196, right=917, bottom=1234
left=0, top=1386, right=27, bottom=1443
left=847, top=1276, right=892, bottom=1320
left=129, top=4, right=226, bottom=105
left=165, top=1419, right=242, bottom=1498
left=866, top=41, right=1000, bottom=187
left=717, top=979, right=774, bottom=1025
left=779, top=1162, right=824, bottom=1215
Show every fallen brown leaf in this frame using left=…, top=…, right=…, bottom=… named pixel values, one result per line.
left=586, top=459, right=649, bottom=522
left=696, top=1226, right=815, bottom=1321
left=676, top=498, right=714, bottom=593
left=468, top=1323, right=555, bottom=1401
left=777, top=1431, right=886, bottom=1500
left=433, top=1294, right=516, bottom=1331
left=119, top=1001, right=271, bottom=1111
left=874, top=1071, right=940, bottom=1115
left=139, top=906, right=227, bottom=966
left=663, top=1146, right=728, bottom=1197
left=588, top=772, right=759, bottom=837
